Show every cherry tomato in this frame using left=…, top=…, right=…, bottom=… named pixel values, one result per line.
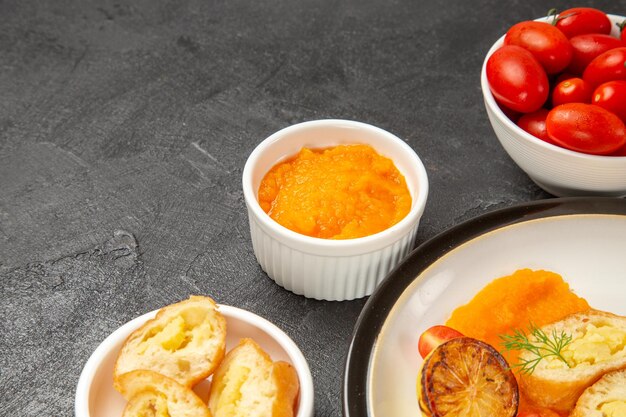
left=555, top=7, right=611, bottom=38
left=497, top=100, right=522, bottom=122
left=612, top=144, right=626, bottom=156
left=418, top=325, right=463, bottom=359
left=547, top=103, right=626, bottom=155
left=517, top=109, right=554, bottom=144
left=504, top=21, right=572, bottom=74
left=592, top=80, right=626, bottom=123
left=554, top=72, right=576, bottom=84
left=552, top=77, right=593, bottom=106
left=517, top=412, right=541, bottom=417
left=517, top=409, right=561, bottom=417
left=567, top=34, right=624, bottom=75
left=619, top=20, right=626, bottom=43
left=487, top=45, right=549, bottom=113
left=583, top=47, right=626, bottom=87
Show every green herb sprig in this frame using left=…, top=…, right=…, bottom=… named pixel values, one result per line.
left=499, top=323, right=572, bottom=375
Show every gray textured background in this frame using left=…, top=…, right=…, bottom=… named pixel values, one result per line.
left=1, top=1, right=625, bottom=416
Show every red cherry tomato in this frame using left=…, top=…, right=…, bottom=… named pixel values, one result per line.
left=619, top=20, right=626, bottom=43
left=517, top=409, right=561, bottom=417
left=583, top=47, right=626, bottom=87
left=592, top=80, right=626, bottom=123
left=418, top=325, right=463, bottom=359
left=496, top=100, right=522, bottom=122
left=547, top=103, right=626, bottom=155
left=567, top=34, right=624, bottom=75
left=517, top=109, right=554, bottom=143
left=555, top=7, right=611, bottom=38
left=517, top=412, right=541, bottom=417
left=487, top=45, right=549, bottom=113
left=552, top=77, right=593, bottom=106
left=555, top=72, right=576, bottom=84
left=612, top=144, right=626, bottom=156
left=504, top=21, right=573, bottom=74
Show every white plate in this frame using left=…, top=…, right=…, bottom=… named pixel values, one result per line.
left=76, top=304, right=314, bottom=417
left=344, top=197, right=626, bottom=417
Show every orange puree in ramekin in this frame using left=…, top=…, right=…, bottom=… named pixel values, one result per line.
left=257, top=144, right=411, bottom=239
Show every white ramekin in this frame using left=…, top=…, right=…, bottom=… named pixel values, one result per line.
left=75, top=304, right=314, bottom=417
left=242, top=119, right=429, bottom=301
left=481, top=14, right=626, bottom=197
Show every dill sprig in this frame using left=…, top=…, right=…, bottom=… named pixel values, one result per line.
left=499, top=323, right=572, bottom=375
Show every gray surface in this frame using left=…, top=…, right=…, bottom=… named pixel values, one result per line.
left=1, top=1, right=625, bottom=416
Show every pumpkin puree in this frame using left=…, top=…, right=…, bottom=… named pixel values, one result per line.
left=258, top=144, right=411, bottom=239
left=445, top=269, right=590, bottom=417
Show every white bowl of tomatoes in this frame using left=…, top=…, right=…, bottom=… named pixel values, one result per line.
left=481, top=8, right=626, bottom=197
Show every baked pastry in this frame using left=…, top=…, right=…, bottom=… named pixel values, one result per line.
left=117, top=370, right=211, bottom=417
left=208, top=338, right=299, bottom=417
left=570, top=368, right=626, bottom=417
left=518, top=309, right=626, bottom=413
left=114, top=296, right=227, bottom=388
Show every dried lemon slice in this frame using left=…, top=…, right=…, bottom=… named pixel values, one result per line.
left=417, top=337, right=519, bottom=417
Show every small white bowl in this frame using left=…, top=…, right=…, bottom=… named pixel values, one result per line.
left=481, top=14, right=626, bottom=197
left=242, top=119, right=429, bottom=301
left=75, top=304, right=314, bottom=417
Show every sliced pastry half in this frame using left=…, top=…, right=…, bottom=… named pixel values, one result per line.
left=114, top=295, right=227, bottom=388
left=117, top=370, right=212, bottom=417
left=208, top=338, right=299, bottom=417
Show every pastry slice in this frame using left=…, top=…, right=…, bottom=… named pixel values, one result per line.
left=518, top=309, right=626, bottom=413
left=117, top=370, right=211, bottom=417
left=208, top=338, right=299, bottom=417
left=114, top=295, right=227, bottom=388
left=570, top=368, right=626, bottom=417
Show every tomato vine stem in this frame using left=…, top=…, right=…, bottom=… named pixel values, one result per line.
left=547, top=8, right=579, bottom=26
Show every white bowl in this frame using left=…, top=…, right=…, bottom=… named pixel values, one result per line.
left=75, top=304, right=314, bottom=417
left=242, top=119, right=429, bottom=301
left=481, top=14, right=626, bottom=197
